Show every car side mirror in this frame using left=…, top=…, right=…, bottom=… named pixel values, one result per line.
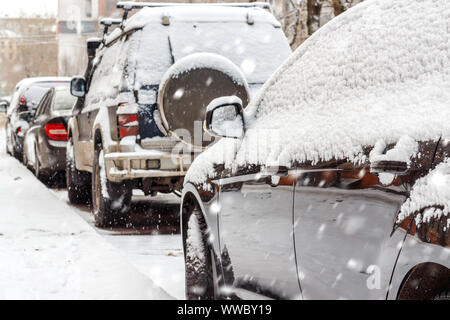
left=71, top=76, right=86, bottom=98
left=205, top=96, right=245, bottom=139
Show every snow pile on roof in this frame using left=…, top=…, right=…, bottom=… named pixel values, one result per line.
left=16, top=77, right=71, bottom=89
left=397, top=158, right=450, bottom=228
left=186, top=0, right=450, bottom=185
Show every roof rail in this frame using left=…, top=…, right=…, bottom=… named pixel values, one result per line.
left=100, top=18, right=122, bottom=40
left=100, top=18, right=122, bottom=27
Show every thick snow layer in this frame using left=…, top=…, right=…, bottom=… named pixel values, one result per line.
left=0, top=128, right=171, bottom=299
left=186, top=0, right=450, bottom=185
left=398, top=159, right=450, bottom=227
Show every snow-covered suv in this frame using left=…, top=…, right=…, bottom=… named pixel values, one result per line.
left=67, top=2, right=291, bottom=227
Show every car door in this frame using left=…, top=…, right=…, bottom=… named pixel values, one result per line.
left=293, top=140, right=438, bottom=300
left=218, top=169, right=301, bottom=299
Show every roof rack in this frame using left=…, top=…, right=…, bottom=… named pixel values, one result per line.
left=100, top=18, right=122, bottom=39
left=116, top=1, right=273, bottom=25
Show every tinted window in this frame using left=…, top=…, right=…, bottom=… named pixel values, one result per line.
left=53, top=87, right=76, bottom=111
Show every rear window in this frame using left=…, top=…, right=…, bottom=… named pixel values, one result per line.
left=23, top=82, right=70, bottom=110
left=53, top=87, right=77, bottom=111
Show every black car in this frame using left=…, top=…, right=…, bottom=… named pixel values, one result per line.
left=180, top=0, right=450, bottom=300
left=23, top=86, right=76, bottom=182
left=6, top=77, right=70, bottom=160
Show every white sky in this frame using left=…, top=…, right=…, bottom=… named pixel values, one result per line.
left=0, top=0, right=57, bottom=18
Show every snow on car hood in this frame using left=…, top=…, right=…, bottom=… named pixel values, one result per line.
left=186, top=0, right=450, bottom=185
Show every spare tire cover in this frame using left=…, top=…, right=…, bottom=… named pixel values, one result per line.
left=158, top=53, right=249, bottom=149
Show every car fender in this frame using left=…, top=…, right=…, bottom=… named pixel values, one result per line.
left=92, top=106, right=115, bottom=153
left=388, top=230, right=450, bottom=299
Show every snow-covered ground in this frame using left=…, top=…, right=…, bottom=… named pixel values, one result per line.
left=0, top=126, right=185, bottom=299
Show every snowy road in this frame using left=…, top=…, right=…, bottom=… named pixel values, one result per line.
left=0, top=125, right=185, bottom=299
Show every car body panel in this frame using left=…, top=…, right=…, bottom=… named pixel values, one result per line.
left=293, top=165, right=407, bottom=299
left=24, top=87, right=73, bottom=174
left=217, top=173, right=301, bottom=299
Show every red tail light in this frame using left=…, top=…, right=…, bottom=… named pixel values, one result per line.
left=117, top=103, right=139, bottom=139
left=45, top=123, right=68, bottom=141
left=19, top=96, right=27, bottom=105
left=16, top=127, right=22, bottom=134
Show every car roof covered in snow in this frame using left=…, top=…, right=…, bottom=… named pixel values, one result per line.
left=15, top=77, right=71, bottom=90
left=105, top=6, right=280, bottom=45
left=185, top=0, right=450, bottom=185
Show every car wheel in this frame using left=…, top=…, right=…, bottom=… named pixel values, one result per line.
left=22, top=145, right=28, bottom=167
left=92, top=144, right=131, bottom=228
left=34, top=146, right=48, bottom=184
left=5, top=126, right=11, bottom=155
left=66, top=137, right=91, bottom=205
left=434, top=290, right=450, bottom=300
left=185, top=208, right=217, bottom=300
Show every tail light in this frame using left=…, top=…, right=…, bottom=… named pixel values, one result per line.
left=19, top=96, right=27, bottom=105
left=117, top=103, right=139, bottom=139
left=45, top=123, right=68, bottom=141
left=16, top=127, right=22, bottom=134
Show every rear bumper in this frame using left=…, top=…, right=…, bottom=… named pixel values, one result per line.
left=39, top=140, right=67, bottom=173
left=104, top=151, right=191, bottom=182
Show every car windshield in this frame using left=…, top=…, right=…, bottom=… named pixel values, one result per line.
left=53, top=87, right=76, bottom=111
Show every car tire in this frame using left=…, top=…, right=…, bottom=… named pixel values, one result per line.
left=92, top=144, right=131, bottom=228
left=34, top=145, right=48, bottom=184
left=185, top=208, right=216, bottom=300
left=66, top=137, right=91, bottom=205
left=434, top=290, right=450, bottom=300
left=5, top=126, right=11, bottom=155
left=22, top=145, right=28, bottom=167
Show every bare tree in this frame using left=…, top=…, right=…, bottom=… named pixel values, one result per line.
left=272, top=0, right=364, bottom=49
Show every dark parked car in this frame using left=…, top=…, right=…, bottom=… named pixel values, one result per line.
left=23, top=86, right=76, bottom=182
left=180, top=0, right=450, bottom=300
left=6, top=77, right=70, bottom=159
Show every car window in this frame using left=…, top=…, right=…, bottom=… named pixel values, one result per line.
left=86, top=36, right=132, bottom=107
left=34, top=91, right=51, bottom=118
left=52, top=87, right=77, bottom=111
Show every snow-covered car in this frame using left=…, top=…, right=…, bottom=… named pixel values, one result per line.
left=67, top=2, right=291, bottom=227
left=180, top=0, right=450, bottom=300
left=23, top=86, right=76, bottom=183
left=6, top=77, right=71, bottom=160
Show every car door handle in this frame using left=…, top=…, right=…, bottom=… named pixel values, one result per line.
left=370, top=160, right=408, bottom=175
